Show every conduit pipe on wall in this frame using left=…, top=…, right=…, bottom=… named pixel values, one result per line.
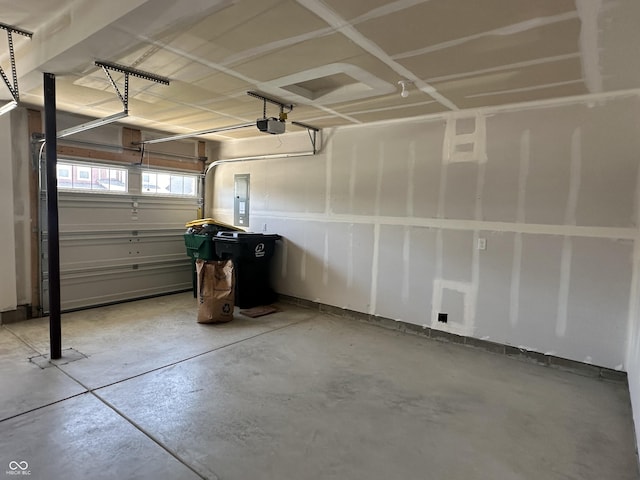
left=205, top=151, right=317, bottom=174
left=204, top=150, right=318, bottom=217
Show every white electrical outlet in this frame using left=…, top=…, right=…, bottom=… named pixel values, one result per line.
left=477, top=238, right=487, bottom=250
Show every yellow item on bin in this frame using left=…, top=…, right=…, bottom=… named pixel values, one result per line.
left=185, top=218, right=244, bottom=231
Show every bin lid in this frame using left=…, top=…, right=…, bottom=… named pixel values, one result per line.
left=215, top=231, right=280, bottom=240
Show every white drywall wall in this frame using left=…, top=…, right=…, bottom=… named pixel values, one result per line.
left=0, top=111, right=18, bottom=312
left=628, top=295, right=640, bottom=469
left=208, top=95, right=640, bottom=372
left=627, top=169, right=640, bottom=467
left=12, top=109, right=32, bottom=306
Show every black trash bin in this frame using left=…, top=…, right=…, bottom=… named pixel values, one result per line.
left=214, top=231, right=281, bottom=309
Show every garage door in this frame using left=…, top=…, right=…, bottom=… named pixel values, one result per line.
left=41, top=159, right=200, bottom=312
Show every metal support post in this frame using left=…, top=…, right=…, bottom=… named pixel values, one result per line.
left=44, top=72, right=61, bottom=360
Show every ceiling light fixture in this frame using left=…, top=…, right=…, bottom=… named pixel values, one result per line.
left=398, top=80, right=411, bottom=98
left=0, top=99, right=17, bottom=117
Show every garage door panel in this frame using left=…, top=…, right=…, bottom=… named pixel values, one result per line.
left=42, top=162, right=199, bottom=313
left=44, top=262, right=191, bottom=311
left=59, top=231, right=187, bottom=269
left=59, top=194, right=198, bottom=231
left=59, top=195, right=136, bottom=228
left=135, top=203, right=199, bottom=226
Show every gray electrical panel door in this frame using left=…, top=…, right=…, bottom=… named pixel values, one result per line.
left=234, top=174, right=250, bottom=227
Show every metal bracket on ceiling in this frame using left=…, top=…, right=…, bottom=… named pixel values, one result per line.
left=55, top=61, right=170, bottom=139
left=247, top=91, right=294, bottom=120
left=0, top=22, right=33, bottom=103
left=292, top=121, right=320, bottom=154
left=95, top=60, right=171, bottom=113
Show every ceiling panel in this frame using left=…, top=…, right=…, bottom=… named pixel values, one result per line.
left=133, top=82, right=206, bottom=105
left=171, top=0, right=328, bottom=66
left=163, top=111, right=226, bottom=129
left=53, top=78, right=124, bottom=107
left=210, top=1, right=329, bottom=61
left=436, top=58, right=586, bottom=108
left=176, top=0, right=282, bottom=44
left=351, top=102, right=447, bottom=123
left=7, top=0, right=639, bottom=140
left=354, top=0, right=577, bottom=57
left=55, top=96, right=125, bottom=117
left=140, top=80, right=242, bottom=107
left=128, top=102, right=199, bottom=121
left=434, top=58, right=585, bottom=94
left=452, top=82, right=589, bottom=109
left=0, top=0, right=72, bottom=30
left=116, top=47, right=194, bottom=79
left=398, top=19, right=582, bottom=81
left=197, top=97, right=255, bottom=111
left=192, top=72, right=254, bottom=95
left=331, top=91, right=436, bottom=114
left=321, top=0, right=397, bottom=21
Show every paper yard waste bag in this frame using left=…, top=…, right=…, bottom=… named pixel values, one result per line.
left=196, top=259, right=235, bottom=323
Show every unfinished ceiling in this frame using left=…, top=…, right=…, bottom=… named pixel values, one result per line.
left=1, top=0, right=639, bottom=140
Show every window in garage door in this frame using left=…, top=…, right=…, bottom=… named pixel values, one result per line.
left=141, top=169, right=198, bottom=196
left=56, top=161, right=128, bottom=192
left=41, top=159, right=200, bottom=312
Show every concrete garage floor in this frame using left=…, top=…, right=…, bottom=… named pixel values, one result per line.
left=0, top=293, right=637, bottom=480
